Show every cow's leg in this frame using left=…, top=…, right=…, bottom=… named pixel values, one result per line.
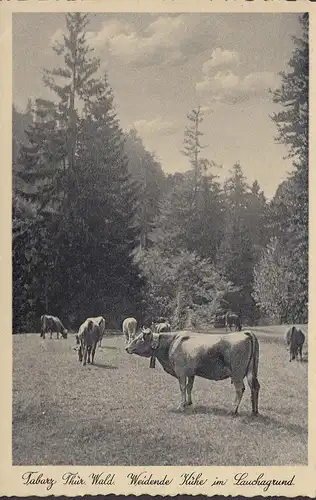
left=291, top=347, right=296, bottom=361
left=50, top=331, right=52, bottom=339
left=91, top=344, right=97, bottom=364
left=231, top=380, right=245, bottom=415
left=178, top=376, right=187, bottom=410
left=83, top=346, right=88, bottom=366
left=57, top=331, right=59, bottom=339
left=299, top=345, right=303, bottom=361
left=186, top=376, right=195, bottom=406
left=246, top=372, right=260, bottom=415
left=78, top=345, right=83, bottom=363
left=87, top=346, right=92, bottom=364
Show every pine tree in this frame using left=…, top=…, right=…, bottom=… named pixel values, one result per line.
left=14, top=13, right=143, bottom=329
left=124, top=128, right=166, bottom=250
left=247, top=180, right=269, bottom=261
left=270, top=13, right=308, bottom=322
left=218, top=163, right=256, bottom=323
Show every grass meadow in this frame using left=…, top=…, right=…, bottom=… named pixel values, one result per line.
left=13, top=325, right=308, bottom=466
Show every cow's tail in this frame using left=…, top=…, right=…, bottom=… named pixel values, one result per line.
left=244, top=331, right=259, bottom=388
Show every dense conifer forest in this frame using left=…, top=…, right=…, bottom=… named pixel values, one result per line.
left=12, top=13, right=308, bottom=332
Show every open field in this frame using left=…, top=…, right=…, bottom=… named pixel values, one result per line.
left=13, top=325, right=308, bottom=466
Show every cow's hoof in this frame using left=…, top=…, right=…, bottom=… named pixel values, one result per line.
left=186, top=401, right=193, bottom=406
left=252, top=411, right=259, bottom=417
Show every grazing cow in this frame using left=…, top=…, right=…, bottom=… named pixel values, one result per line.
left=92, top=316, right=106, bottom=347
left=156, top=322, right=171, bottom=333
left=213, top=314, right=226, bottom=328
left=285, top=325, right=305, bottom=362
left=40, top=315, right=68, bottom=339
left=225, top=312, right=242, bottom=332
left=76, top=318, right=101, bottom=366
left=126, top=329, right=260, bottom=415
left=122, top=317, right=137, bottom=344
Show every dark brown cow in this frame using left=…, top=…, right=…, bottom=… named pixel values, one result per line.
left=76, top=318, right=101, bottom=366
left=225, top=312, right=242, bottom=332
left=284, top=325, right=305, bottom=362
left=126, top=329, right=260, bottom=415
left=40, top=315, right=68, bottom=339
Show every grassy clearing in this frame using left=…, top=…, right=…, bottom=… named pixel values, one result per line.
left=13, top=325, right=308, bottom=466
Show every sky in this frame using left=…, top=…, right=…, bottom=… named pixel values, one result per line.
left=13, top=13, right=302, bottom=199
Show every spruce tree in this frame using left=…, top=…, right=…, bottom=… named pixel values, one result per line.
left=218, top=163, right=255, bottom=323
left=270, top=13, right=308, bottom=322
left=14, top=13, right=143, bottom=328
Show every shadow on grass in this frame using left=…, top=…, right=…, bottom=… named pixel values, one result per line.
left=92, top=362, right=118, bottom=370
left=170, top=404, right=307, bottom=435
left=169, top=405, right=230, bottom=417
left=99, top=345, right=119, bottom=351
left=240, top=412, right=307, bottom=436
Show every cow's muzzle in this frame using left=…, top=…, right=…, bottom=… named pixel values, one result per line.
left=125, top=346, right=132, bottom=354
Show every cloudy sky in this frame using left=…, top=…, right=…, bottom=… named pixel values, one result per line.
left=13, top=13, right=302, bottom=198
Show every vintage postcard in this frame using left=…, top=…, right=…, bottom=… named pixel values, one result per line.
left=0, top=0, right=315, bottom=497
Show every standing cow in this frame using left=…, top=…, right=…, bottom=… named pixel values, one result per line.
left=285, top=325, right=305, bottom=362
left=40, top=315, right=68, bottom=339
left=122, top=317, right=137, bottom=344
left=225, top=312, right=242, bottom=332
left=126, top=329, right=260, bottom=415
left=76, top=318, right=101, bottom=366
left=92, top=316, right=106, bottom=347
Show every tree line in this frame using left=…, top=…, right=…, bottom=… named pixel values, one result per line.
left=12, top=13, right=308, bottom=332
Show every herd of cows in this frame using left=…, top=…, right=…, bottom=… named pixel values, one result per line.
left=39, top=314, right=306, bottom=415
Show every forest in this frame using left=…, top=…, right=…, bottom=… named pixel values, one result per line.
left=12, top=13, right=308, bottom=332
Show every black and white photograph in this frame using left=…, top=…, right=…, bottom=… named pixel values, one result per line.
left=10, top=7, right=309, bottom=475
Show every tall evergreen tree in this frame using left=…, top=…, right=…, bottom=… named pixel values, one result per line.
left=218, top=163, right=256, bottom=323
left=124, top=128, right=166, bottom=250
left=270, top=13, right=308, bottom=322
left=14, top=13, right=143, bottom=330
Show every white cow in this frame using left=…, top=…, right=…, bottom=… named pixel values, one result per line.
left=123, top=317, right=137, bottom=344
left=92, top=316, right=106, bottom=347
left=76, top=317, right=102, bottom=366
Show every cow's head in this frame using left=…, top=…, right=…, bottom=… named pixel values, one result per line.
left=62, top=329, right=68, bottom=339
left=125, top=327, right=156, bottom=357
